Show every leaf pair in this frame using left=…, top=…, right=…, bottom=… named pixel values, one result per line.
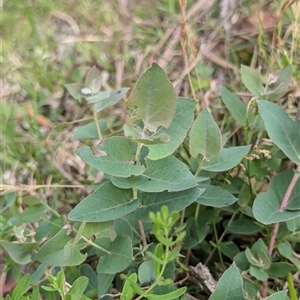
left=241, top=65, right=293, bottom=101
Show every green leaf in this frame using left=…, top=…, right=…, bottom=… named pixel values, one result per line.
left=245, top=248, right=261, bottom=267
left=251, top=239, right=270, bottom=266
left=153, top=243, right=164, bottom=277
left=17, top=204, right=47, bottom=223
left=249, top=265, right=268, bottom=281
left=68, top=182, right=139, bottom=222
left=241, top=65, right=264, bottom=97
left=121, top=273, right=137, bottom=300
left=72, top=221, right=86, bottom=250
left=264, top=65, right=293, bottom=101
left=42, top=285, right=57, bottom=292
left=84, top=66, right=101, bottom=94
left=219, top=242, right=240, bottom=259
left=31, top=263, right=48, bottom=284
left=89, top=88, right=130, bottom=112
left=65, top=277, right=89, bottom=300
left=234, top=251, right=250, bottom=271
left=97, top=235, right=133, bottom=274
left=97, top=273, right=114, bottom=298
left=287, top=216, right=300, bottom=232
left=147, top=287, right=187, bottom=300
left=32, top=285, right=40, bottom=299
left=75, top=137, right=145, bottom=177
left=74, top=120, right=108, bottom=140
left=278, top=242, right=300, bottom=271
left=221, top=88, right=264, bottom=130
left=226, top=219, right=262, bottom=234
left=56, top=271, right=65, bottom=294
left=64, top=239, right=74, bottom=261
left=257, top=100, right=300, bottom=165
left=146, top=98, right=196, bottom=160
left=35, top=229, right=87, bottom=266
left=65, top=83, right=84, bottom=100
left=267, top=262, right=295, bottom=278
left=80, top=264, right=97, bottom=293
left=111, top=156, right=197, bottom=192
left=82, top=221, right=116, bottom=240
left=257, top=249, right=271, bottom=269
left=245, top=240, right=272, bottom=271
left=189, top=108, right=221, bottom=160
left=253, top=171, right=300, bottom=224
left=264, top=290, right=288, bottom=300
left=11, top=274, right=30, bottom=300
left=1, top=192, right=17, bottom=212
left=209, top=262, right=244, bottom=300
left=114, top=218, right=134, bottom=241
left=127, top=62, right=176, bottom=132
left=196, top=184, right=237, bottom=207
left=138, top=260, right=155, bottom=284
left=183, top=215, right=209, bottom=249
left=136, top=187, right=204, bottom=222
left=124, top=124, right=170, bottom=145
left=278, top=241, right=293, bottom=260
left=86, top=91, right=110, bottom=103
left=202, top=145, right=251, bottom=172
left=0, top=240, right=38, bottom=264
left=129, top=279, right=147, bottom=296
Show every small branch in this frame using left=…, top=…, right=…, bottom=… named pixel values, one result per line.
left=93, top=106, right=103, bottom=141
left=138, top=220, right=147, bottom=248
left=81, top=235, right=111, bottom=254
left=195, top=157, right=206, bottom=177
left=279, top=167, right=300, bottom=212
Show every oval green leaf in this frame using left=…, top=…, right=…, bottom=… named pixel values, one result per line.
left=189, top=108, right=221, bottom=160
left=209, top=262, right=244, bottom=300
left=127, top=63, right=176, bottom=132
left=111, top=155, right=197, bottom=192
left=253, top=171, right=300, bottom=224
left=97, top=235, right=133, bottom=274
left=75, top=137, right=145, bottom=177
left=136, top=187, right=204, bottom=222
left=68, top=182, right=138, bottom=222
left=146, top=97, right=196, bottom=160
left=257, top=100, right=300, bottom=165
left=202, top=145, right=251, bottom=172
left=196, top=184, right=237, bottom=207
left=35, top=229, right=87, bottom=266
left=221, top=87, right=264, bottom=130
left=241, top=65, right=264, bottom=97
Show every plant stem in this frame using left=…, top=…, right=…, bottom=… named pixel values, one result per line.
left=185, top=203, right=200, bottom=263
left=243, top=101, right=251, bottom=145
left=195, top=157, right=205, bottom=177
left=287, top=272, right=298, bottom=300
left=212, top=211, right=225, bottom=270
left=194, top=203, right=200, bottom=219
left=80, top=235, right=111, bottom=254
left=135, top=142, right=142, bottom=163
left=93, top=105, right=103, bottom=141
left=262, top=165, right=300, bottom=298
left=133, top=186, right=138, bottom=200
left=205, top=212, right=237, bottom=265
left=244, top=97, right=256, bottom=144
left=180, top=208, right=186, bottom=225
left=135, top=245, right=171, bottom=300
left=138, top=220, right=147, bottom=248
